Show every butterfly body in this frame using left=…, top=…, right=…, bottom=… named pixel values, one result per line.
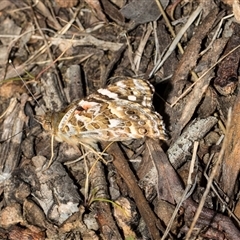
left=39, top=78, right=166, bottom=146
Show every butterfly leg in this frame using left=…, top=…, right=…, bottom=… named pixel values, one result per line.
left=64, top=149, right=113, bottom=166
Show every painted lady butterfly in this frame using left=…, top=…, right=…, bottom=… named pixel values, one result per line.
left=37, top=78, right=167, bottom=147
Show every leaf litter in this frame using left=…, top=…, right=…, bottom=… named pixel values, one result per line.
left=0, top=0, right=240, bottom=239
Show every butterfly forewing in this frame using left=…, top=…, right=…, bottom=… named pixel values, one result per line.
left=96, top=78, right=154, bottom=108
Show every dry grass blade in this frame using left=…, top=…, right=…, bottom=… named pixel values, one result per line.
left=149, top=4, right=202, bottom=77
left=133, top=23, right=153, bottom=73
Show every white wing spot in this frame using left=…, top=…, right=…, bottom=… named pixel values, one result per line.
left=116, top=81, right=127, bottom=88
left=108, top=119, right=122, bottom=128
left=97, top=89, right=118, bottom=99
left=128, top=95, right=137, bottom=101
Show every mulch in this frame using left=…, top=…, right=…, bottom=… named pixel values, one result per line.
left=0, top=0, right=240, bottom=239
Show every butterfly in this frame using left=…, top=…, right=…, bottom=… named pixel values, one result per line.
left=37, top=77, right=167, bottom=149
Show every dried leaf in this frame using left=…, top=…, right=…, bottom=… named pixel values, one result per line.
left=146, top=139, right=184, bottom=203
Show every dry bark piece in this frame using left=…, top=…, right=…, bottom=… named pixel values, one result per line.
left=167, top=117, right=218, bottom=169
left=0, top=203, right=23, bottom=228
left=4, top=174, right=31, bottom=204
left=4, top=159, right=80, bottom=226
left=221, top=88, right=240, bottom=198
left=101, top=0, right=125, bottom=25
left=113, top=197, right=138, bottom=239
left=182, top=199, right=240, bottom=239
left=101, top=45, right=126, bottom=83
left=95, top=202, right=122, bottom=239
left=197, top=88, right=218, bottom=118
left=0, top=94, right=28, bottom=174
left=40, top=72, right=67, bottom=113
left=138, top=154, right=160, bottom=201
left=8, top=226, right=45, bottom=240
left=83, top=211, right=99, bottom=231
left=25, top=157, right=80, bottom=225
left=65, top=65, right=84, bottom=103
left=23, top=199, right=48, bottom=229
left=60, top=208, right=98, bottom=238
left=155, top=200, right=177, bottom=233
left=213, top=22, right=240, bottom=96
left=169, top=7, right=218, bottom=102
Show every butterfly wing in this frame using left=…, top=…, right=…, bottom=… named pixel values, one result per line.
left=49, top=78, right=166, bottom=145
left=97, top=78, right=154, bottom=108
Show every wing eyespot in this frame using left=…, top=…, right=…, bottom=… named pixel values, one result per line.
left=138, top=127, right=147, bottom=135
